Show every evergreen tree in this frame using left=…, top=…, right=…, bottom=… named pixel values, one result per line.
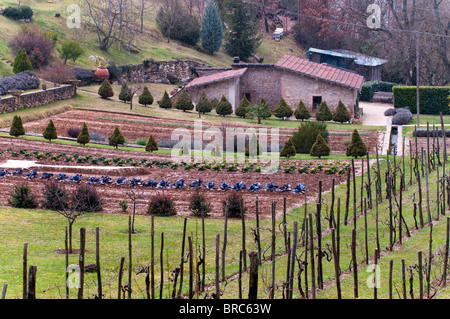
left=235, top=95, right=251, bottom=118
left=196, top=90, right=213, bottom=115
left=98, top=79, right=114, bottom=99
left=12, top=49, right=33, bottom=74
left=145, top=135, right=158, bottom=152
left=280, top=138, right=296, bottom=158
left=77, top=122, right=90, bottom=146
left=201, top=0, right=223, bottom=55
left=245, top=133, right=261, bottom=157
left=138, top=86, right=154, bottom=106
left=332, top=100, right=351, bottom=123
left=246, top=99, right=272, bottom=124
left=223, top=0, right=261, bottom=61
left=273, top=97, right=293, bottom=120
left=315, top=101, right=333, bottom=122
left=216, top=95, right=233, bottom=116
left=9, top=115, right=25, bottom=137
left=57, top=39, right=84, bottom=64
left=108, top=127, right=126, bottom=149
left=158, top=91, right=173, bottom=109
left=175, top=90, right=194, bottom=112
left=118, top=83, right=132, bottom=102
left=346, top=129, right=367, bottom=158
left=294, top=100, right=311, bottom=121
left=310, top=133, right=330, bottom=159
left=43, top=119, right=57, bottom=142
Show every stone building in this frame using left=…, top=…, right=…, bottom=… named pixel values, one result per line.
left=184, top=55, right=365, bottom=115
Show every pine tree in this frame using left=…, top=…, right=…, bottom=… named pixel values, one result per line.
left=310, top=133, right=330, bottom=159
left=235, top=95, right=251, bottom=118
left=9, top=115, right=25, bottom=137
left=158, top=91, right=173, bottom=109
left=145, top=135, right=158, bottom=152
left=332, top=100, right=351, bottom=123
left=175, top=90, right=194, bottom=112
left=98, top=79, right=114, bottom=99
left=294, top=100, right=311, bottom=121
left=138, top=86, right=154, bottom=106
left=216, top=95, right=233, bottom=116
left=273, top=97, right=293, bottom=120
left=43, top=119, right=57, bottom=142
left=196, top=90, right=213, bottom=115
left=223, top=0, right=261, bottom=61
left=77, top=122, right=90, bottom=146
left=12, top=49, right=33, bottom=74
left=108, top=127, right=126, bottom=149
left=315, top=101, right=333, bottom=122
left=118, top=83, right=132, bottom=102
left=280, top=138, right=296, bottom=158
left=346, top=129, right=367, bottom=158
left=201, top=0, right=223, bottom=55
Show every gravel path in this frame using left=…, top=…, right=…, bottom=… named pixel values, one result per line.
left=360, top=101, right=393, bottom=126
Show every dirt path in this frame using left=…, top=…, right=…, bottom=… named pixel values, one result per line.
left=360, top=101, right=393, bottom=126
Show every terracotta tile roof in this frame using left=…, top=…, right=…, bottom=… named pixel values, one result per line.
left=275, top=55, right=365, bottom=90
left=185, top=68, right=247, bottom=88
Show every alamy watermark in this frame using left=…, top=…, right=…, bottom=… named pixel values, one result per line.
left=67, top=4, right=81, bottom=29
left=366, top=4, right=381, bottom=29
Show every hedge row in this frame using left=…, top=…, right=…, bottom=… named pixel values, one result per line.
left=2, top=6, right=33, bottom=20
left=393, top=86, right=450, bottom=115
left=359, top=81, right=400, bottom=101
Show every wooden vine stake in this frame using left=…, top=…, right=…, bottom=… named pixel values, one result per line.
left=22, top=242, right=28, bottom=299
left=78, top=227, right=85, bottom=300
left=248, top=251, right=259, bottom=299
left=96, top=227, right=102, bottom=299
left=331, top=228, right=341, bottom=299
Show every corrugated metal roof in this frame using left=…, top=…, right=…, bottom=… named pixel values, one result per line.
left=307, top=47, right=388, bottom=67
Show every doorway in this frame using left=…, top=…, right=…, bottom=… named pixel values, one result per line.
left=312, top=96, right=322, bottom=110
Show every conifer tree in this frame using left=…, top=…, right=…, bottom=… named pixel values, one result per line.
left=13, top=49, right=33, bottom=74
left=315, top=101, right=333, bottom=122
left=196, top=90, right=213, bottom=115
left=332, top=100, right=351, bottom=123
left=98, top=79, right=114, bottom=99
left=280, top=138, right=296, bottom=158
left=118, top=83, right=132, bottom=102
left=9, top=115, right=25, bottom=137
left=77, top=122, right=90, bottom=146
left=158, top=91, right=173, bottom=109
left=310, top=133, right=330, bottom=159
left=138, top=86, right=154, bottom=106
left=201, top=0, right=223, bottom=55
left=175, top=90, right=194, bottom=112
left=108, top=127, right=126, bottom=149
left=145, top=135, right=158, bottom=152
left=346, top=129, right=367, bottom=158
left=43, top=119, right=57, bottom=142
left=294, top=100, right=311, bottom=121
left=273, top=97, right=293, bottom=120
left=216, top=95, right=233, bottom=116
left=235, top=95, right=251, bottom=118
left=245, top=133, right=261, bottom=157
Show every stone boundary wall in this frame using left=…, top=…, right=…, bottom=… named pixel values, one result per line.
left=0, top=84, right=76, bottom=114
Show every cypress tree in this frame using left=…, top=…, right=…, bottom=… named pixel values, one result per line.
left=108, top=127, right=126, bottom=149
left=138, top=86, right=154, bottom=106
left=98, top=79, right=114, bottom=99
left=273, top=97, right=293, bottom=120
left=118, top=83, right=132, bottom=102
left=235, top=95, right=251, bottom=118
left=280, top=138, right=296, bottom=158
left=294, top=100, right=311, bottom=121
left=310, top=133, right=330, bottom=159
left=145, top=135, right=158, bottom=152
left=158, top=91, right=173, bottom=109
left=245, top=133, right=261, bottom=157
left=346, top=129, right=367, bottom=158
left=43, top=119, right=57, bottom=142
left=332, top=100, right=351, bottom=123
left=13, top=49, right=33, bottom=74
left=77, top=122, right=90, bottom=146
left=9, top=115, right=25, bottom=137
left=315, top=101, right=333, bottom=122
left=196, top=90, right=213, bottom=115
left=201, top=0, right=223, bottom=55
left=175, top=90, right=194, bottom=112
left=216, top=95, right=233, bottom=117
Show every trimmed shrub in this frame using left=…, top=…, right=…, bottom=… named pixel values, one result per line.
left=158, top=91, right=173, bottom=109
left=118, top=83, right=132, bottom=102
left=332, top=100, right=351, bottom=123
left=71, top=184, right=103, bottom=212
left=189, top=190, right=211, bottom=217
left=41, top=181, right=69, bottom=211
left=3, top=6, right=33, bottom=20
left=216, top=95, right=233, bottom=116
left=346, top=129, right=367, bottom=158
left=280, top=138, right=296, bottom=158
left=138, top=86, right=154, bottom=106
left=98, top=79, right=114, bottom=99
left=77, top=122, right=90, bottom=146
left=294, top=100, right=311, bottom=121
left=175, top=90, right=194, bottom=112
left=245, top=133, right=262, bottom=157
left=393, top=86, right=450, bottom=115
left=8, top=183, right=38, bottom=208
left=235, top=95, right=251, bottom=118
left=145, top=135, right=158, bottom=152
left=10, top=115, right=25, bottom=137
left=12, top=49, right=33, bottom=74
left=360, top=81, right=399, bottom=101
left=291, top=121, right=329, bottom=154
left=310, top=133, right=330, bottom=159
left=392, top=108, right=413, bottom=125
left=196, top=90, right=213, bottom=114
left=273, top=97, right=293, bottom=119
left=147, top=193, right=176, bottom=216
left=108, top=127, right=126, bottom=149
left=223, top=193, right=246, bottom=218
left=67, top=128, right=81, bottom=138
left=315, top=101, right=333, bottom=122
left=384, top=108, right=397, bottom=116
left=43, top=119, right=57, bottom=142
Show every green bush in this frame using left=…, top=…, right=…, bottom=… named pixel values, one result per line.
left=3, top=6, right=33, bottom=20
left=118, top=83, right=132, bottom=102
left=147, top=194, right=176, bottom=216
left=9, top=183, right=38, bottom=209
left=310, top=133, right=330, bottom=159
left=196, top=90, right=213, bottom=114
left=108, top=127, right=126, bottom=149
left=273, top=97, right=293, bottom=119
left=280, top=138, right=296, bottom=158
left=77, top=122, right=90, bottom=146
left=216, top=95, right=233, bottom=116
left=145, top=135, right=158, bottom=152
left=9, top=115, right=26, bottom=137
left=98, top=79, right=114, bottom=99
left=43, top=119, right=57, bottom=142
left=189, top=190, right=211, bottom=217
left=138, top=86, right=154, bottom=106
left=223, top=193, right=246, bottom=218
left=175, top=90, right=194, bottom=112
left=235, top=95, right=251, bottom=118
left=71, top=184, right=103, bottom=212
left=332, top=100, right=351, bottom=123
left=291, top=121, right=329, bottom=154
left=158, top=91, right=173, bottom=109
left=393, top=86, right=450, bottom=115
left=346, top=129, right=367, bottom=158
left=294, top=100, right=311, bottom=121
left=41, top=181, right=69, bottom=211
left=315, top=101, right=333, bottom=122
left=359, top=81, right=399, bottom=101
left=12, top=49, right=33, bottom=74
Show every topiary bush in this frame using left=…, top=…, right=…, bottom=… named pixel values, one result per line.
left=147, top=193, right=176, bottom=216
left=175, top=90, right=194, bottom=112
left=216, top=95, right=233, bottom=116
left=315, top=101, right=333, bottom=122
left=98, top=79, right=114, bottom=99
left=108, top=127, right=125, bottom=149
left=189, top=190, right=211, bottom=217
left=280, top=138, right=296, bottom=158
left=43, top=119, right=57, bottom=142
left=12, top=49, right=33, bottom=74
left=8, top=183, right=38, bottom=209
left=41, top=181, right=69, bottom=211
left=118, top=83, right=132, bottom=102
left=273, top=97, right=293, bottom=120
left=138, top=86, right=154, bottom=106
left=294, top=100, right=311, bottom=121
left=158, top=91, right=173, bottom=109
left=346, top=129, right=367, bottom=158
left=71, top=184, right=103, bottom=212
left=77, top=122, right=90, bottom=146
left=223, top=193, right=246, bottom=218
left=9, top=115, right=26, bottom=137
left=145, top=135, right=158, bottom=152
left=392, top=107, right=412, bottom=125
left=332, top=100, right=351, bottom=123
left=310, top=133, right=330, bottom=159
left=196, top=90, right=213, bottom=115
left=235, top=95, right=251, bottom=118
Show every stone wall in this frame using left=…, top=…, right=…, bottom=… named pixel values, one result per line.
left=114, top=60, right=209, bottom=85
left=0, top=84, right=76, bottom=114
